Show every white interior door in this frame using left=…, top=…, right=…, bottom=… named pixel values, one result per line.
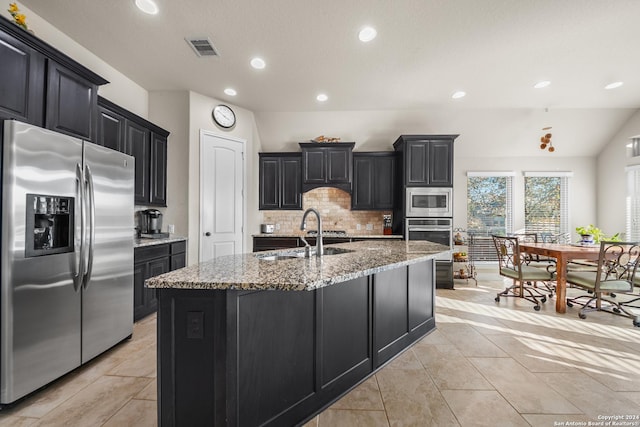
left=200, top=131, right=244, bottom=262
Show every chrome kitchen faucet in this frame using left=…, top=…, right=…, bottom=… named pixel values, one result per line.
left=300, top=208, right=323, bottom=258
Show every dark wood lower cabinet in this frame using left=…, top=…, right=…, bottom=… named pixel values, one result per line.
left=156, top=259, right=435, bottom=426
left=134, top=241, right=186, bottom=322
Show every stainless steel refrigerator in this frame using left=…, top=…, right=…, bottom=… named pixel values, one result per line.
left=1, top=120, right=134, bottom=404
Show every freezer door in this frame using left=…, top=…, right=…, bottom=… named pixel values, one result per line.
left=1, top=121, right=83, bottom=404
left=81, top=142, right=134, bottom=363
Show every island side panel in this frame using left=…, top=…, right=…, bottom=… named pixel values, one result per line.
left=408, top=258, right=435, bottom=333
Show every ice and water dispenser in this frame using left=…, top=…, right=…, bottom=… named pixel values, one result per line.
left=25, top=194, right=74, bottom=257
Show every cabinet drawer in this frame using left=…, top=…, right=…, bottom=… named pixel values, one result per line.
left=135, top=244, right=170, bottom=262
left=170, top=240, right=186, bottom=254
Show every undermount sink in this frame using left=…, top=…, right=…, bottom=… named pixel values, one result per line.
left=256, top=247, right=354, bottom=261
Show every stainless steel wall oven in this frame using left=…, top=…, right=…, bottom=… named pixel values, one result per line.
left=405, top=217, right=453, bottom=261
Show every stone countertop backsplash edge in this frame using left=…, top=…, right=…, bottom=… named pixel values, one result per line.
left=134, top=236, right=188, bottom=248
left=146, top=240, right=449, bottom=292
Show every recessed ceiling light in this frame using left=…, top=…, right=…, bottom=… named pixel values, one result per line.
left=358, top=27, right=377, bottom=42
left=534, top=80, right=551, bottom=89
left=224, top=88, right=237, bottom=96
left=316, top=94, right=328, bottom=102
left=134, top=0, right=159, bottom=15
left=451, top=91, right=466, bottom=99
left=250, top=57, right=266, bottom=69
left=605, top=81, right=623, bottom=90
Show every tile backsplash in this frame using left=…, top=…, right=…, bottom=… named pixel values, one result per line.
left=261, top=187, right=392, bottom=235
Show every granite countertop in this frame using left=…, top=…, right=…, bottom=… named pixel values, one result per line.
left=134, top=235, right=187, bottom=248
left=252, top=233, right=403, bottom=239
left=146, top=240, right=449, bottom=291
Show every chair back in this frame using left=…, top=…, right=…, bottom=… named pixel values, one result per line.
left=594, top=241, right=640, bottom=292
left=492, top=235, right=524, bottom=278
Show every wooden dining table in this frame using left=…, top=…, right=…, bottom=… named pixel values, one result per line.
left=518, top=242, right=601, bottom=313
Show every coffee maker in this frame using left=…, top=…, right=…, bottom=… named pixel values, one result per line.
left=138, top=209, right=169, bottom=238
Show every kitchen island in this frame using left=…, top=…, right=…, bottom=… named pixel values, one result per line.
left=146, top=240, right=449, bottom=427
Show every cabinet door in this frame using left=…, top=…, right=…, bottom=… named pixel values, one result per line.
left=327, top=147, right=350, bottom=183
left=259, top=156, right=280, bottom=210
left=171, top=253, right=186, bottom=270
left=408, top=260, right=434, bottom=330
left=374, top=267, right=409, bottom=367
left=133, top=262, right=147, bottom=321
left=0, top=31, right=44, bottom=125
left=146, top=257, right=170, bottom=312
left=96, top=105, right=125, bottom=151
left=46, top=61, right=96, bottom=140
left=280, top=157, right=302, bottom=209
left=428, top=140, right=453, bottom=186
left=149, top=133, right=167, bottom=206
left=374, top=155, right=395, bottom=209
left=406, top=141, right=429, bottom=186
left=302, top=148, right=326, bottom=183
left=352, top=157, right=374, bottom=209
left=126, top=121, right=150, bottom=204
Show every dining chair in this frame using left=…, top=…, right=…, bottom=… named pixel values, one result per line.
left=492, top=235, right=556, bottom=311
left=512, top=232, right=556, bottom=297
left=565, top=241, right=640, bottom=326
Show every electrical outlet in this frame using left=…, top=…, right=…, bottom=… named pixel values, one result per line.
left=356, top=224, right=361, bottom=231
left=167, top=224, right=175, bottom=234
left=276, top=223, right=281, bottom=230
left=366, top=223, right=373, bottom=231
left=187, top=311, right=204, bottom=339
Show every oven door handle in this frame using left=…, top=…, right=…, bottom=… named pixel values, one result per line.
left=408, top=227, right=451, bottom=232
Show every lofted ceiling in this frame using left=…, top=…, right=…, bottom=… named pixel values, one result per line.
left=16, top=0, right=640, bottom=156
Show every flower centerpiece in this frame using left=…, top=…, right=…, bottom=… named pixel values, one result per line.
left=575, top=225, right=620, bottom=244
left=7, top=3, right=28, bottom=31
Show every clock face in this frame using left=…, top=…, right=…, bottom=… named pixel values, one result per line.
left=212, top=104, right=236, bottom=128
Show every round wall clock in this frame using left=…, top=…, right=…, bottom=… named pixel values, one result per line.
left=212, top=104, right=236, bottom=128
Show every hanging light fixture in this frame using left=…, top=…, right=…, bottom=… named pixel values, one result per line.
left=539, top=127, right=555, bottom=152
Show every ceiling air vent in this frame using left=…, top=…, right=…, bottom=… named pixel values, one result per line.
left=185, top=37, right=219, bottom=57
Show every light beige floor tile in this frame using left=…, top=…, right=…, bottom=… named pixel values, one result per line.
left=108, top=343, right=156, bottom=378
left=102, top=399, right=157, bottom=427
left=31, top=376, right=151, bottom=427
left=413, top=344, right=493, bottom=391
left=301, top=415, right=318, bottom=427
left=0, top=416, right=37, bottom=427
left=538, top=372, right=640, bottom=418
left=522, top=413, right=594, bottom=427
left=331, top=377, right=384, bottom=411
left=469, top=358, right=581, bottom=415
left=414, top=329, right=451, bottom=346
left=441, top=390, right=529, bottom=427
left=625, top=392, right=640, bottom=406
left=376, top=368, right=459, bottom=426
left=384, top=349, right=423, bottom=370
left=485, top=334, right=580, bottom=373
left=135, top=378, right=157, bottom=401
left=436, top=323, right=509, bottom=358
left=318, top=409, right=389, bottom=427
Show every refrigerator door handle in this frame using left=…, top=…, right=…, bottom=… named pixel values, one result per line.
left=82, top=164, right=96, bottom=288
left=73, top=163, right=84, bottom=291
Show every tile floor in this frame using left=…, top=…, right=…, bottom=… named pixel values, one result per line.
left=1, top=269, right=640, bottom=426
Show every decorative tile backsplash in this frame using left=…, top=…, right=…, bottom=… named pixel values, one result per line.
left=261, top=187, right=392, bottom=235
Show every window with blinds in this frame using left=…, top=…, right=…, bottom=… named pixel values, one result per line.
left=524, top=172, right=571, bottom=238
left=626, top=166, right=640, bottom=241
left=467, top=172, right=514, bottom=261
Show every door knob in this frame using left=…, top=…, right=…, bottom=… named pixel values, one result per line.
left=205, top=232, right=211, bottom=236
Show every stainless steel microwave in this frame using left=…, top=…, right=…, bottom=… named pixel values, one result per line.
left=405, top=187, right=452, bottom=217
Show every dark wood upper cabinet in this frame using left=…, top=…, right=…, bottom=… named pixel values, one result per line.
left=150, top=132, right=168, bottom=206
left=352, top=152, right=395, bottom=210
left=96, top=105, right=126, bottom=151
left=0, top=30, right=45, bottom=125
left=259, top=153, right=302, bottom=210
left=98, top=96, right=169, bottom=207
left=299, top=142, right=354, bottom=193
left=45, top=61, right=97, bottom=141
left=393, top=135, right=457, bottom=187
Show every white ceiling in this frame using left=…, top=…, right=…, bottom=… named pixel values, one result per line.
left=17, top=0, right=640, bottom=155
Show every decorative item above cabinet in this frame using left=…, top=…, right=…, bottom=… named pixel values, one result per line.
left=299, top=142, right=355, bottom=193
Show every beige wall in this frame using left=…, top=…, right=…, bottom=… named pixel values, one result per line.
left=596, top=110, right=640, bottom=238
left=453, top=156, right=599, bottom=241
left=187, top=92, right=262, bottom=265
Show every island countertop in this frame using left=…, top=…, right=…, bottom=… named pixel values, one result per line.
left=145, top=239, right=449, bottom=291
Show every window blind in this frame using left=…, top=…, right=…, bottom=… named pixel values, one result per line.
left=524, top=173, right=571, bottom=239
